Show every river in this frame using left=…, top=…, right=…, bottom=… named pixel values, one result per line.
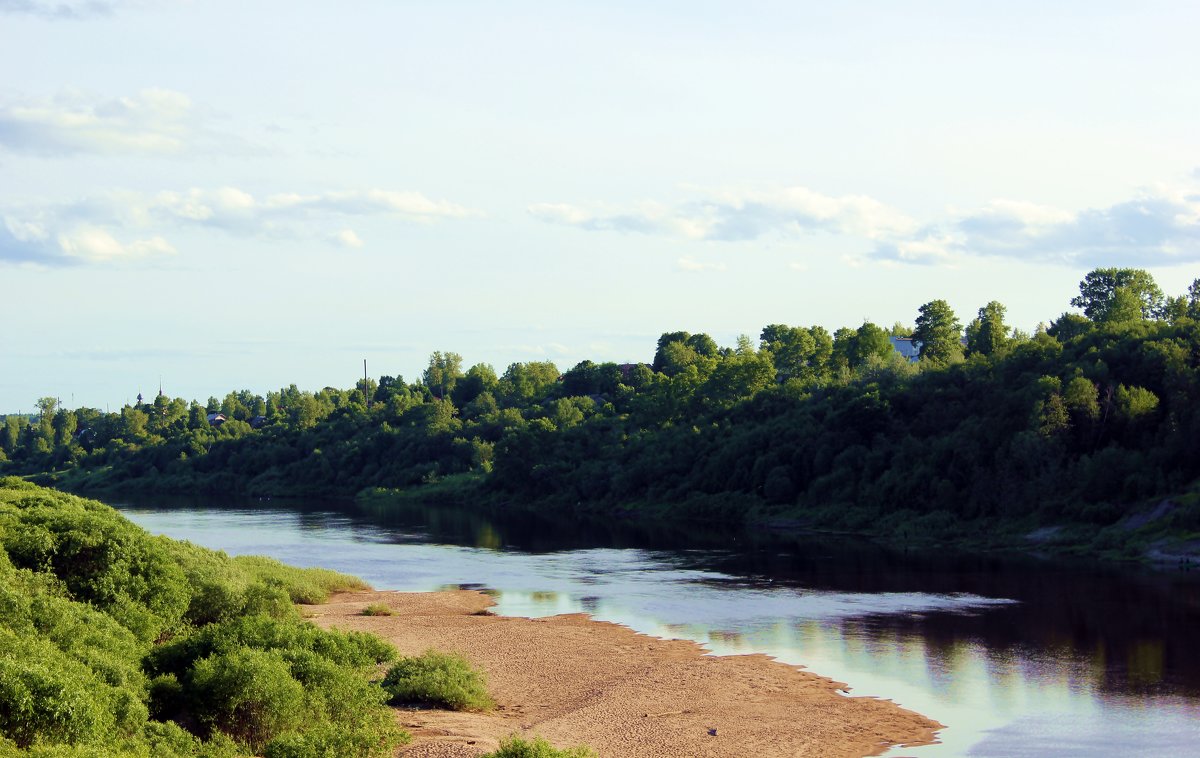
left=113, top=495, right=1200, bottom=757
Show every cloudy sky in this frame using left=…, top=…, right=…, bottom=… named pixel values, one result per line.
left=2, top=1, right=1199, bottom=411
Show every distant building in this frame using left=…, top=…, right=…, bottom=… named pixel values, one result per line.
left=250, top=415, right=268, bottom=429
left=890, top=336, right=921, bottom=362
left=890, top=335, right=969, bottom=362
left=206, top=412, right=227, bottom=426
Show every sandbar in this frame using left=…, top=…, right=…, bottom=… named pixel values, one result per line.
left=311, top=590, right=941, bottom=757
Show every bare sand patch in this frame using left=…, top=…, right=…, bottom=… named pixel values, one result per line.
left=311, top=590, right=941, bottom=758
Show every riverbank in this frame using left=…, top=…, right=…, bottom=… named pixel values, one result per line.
left=353, top=479, right=1200, bottom=567
left=35, top=466, right=1200, bottom=568
left=310, top=589, right=941, bottom=758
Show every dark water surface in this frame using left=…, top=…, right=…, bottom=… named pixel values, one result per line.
left=113, top=495, right=1200, bottom=757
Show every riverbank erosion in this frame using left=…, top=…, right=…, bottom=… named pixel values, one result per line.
left=312, top=590, right=941, bottom=758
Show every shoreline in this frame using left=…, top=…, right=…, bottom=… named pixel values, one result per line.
left=310, top=589, right=942, bottom=758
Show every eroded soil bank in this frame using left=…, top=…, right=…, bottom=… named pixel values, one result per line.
left=312, top=590, right=942, bottom=758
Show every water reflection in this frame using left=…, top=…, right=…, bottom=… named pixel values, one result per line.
left=112, top=494, right=1200, bottom=757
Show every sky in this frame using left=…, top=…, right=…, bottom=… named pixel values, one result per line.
left=2, top=0, right=1199, bottom=412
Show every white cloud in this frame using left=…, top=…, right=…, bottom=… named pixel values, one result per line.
left=333, top=229, right=364, bottom=248
left=0, top=0, right=119, bottom=18
left=532, top=180, right=1200, bottom=269
left=0, top=88, right=245, bottom=156
left=57, top=227, right=175, bottom=262
left=530, top=186, right=917, bottom=242
left=0, top=185, right=473, bottom=265
left=873, top=184, right=1200, bottom=267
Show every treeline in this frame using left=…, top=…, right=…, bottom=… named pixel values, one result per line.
left=0, top=478, right=406, bottom=756
left=5, top=268, right=1200, bottom=547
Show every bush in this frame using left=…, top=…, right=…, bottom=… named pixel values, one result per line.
left=188, top=647, right=308, bottom=751
left=0, top=631, right=113, bottom=749
left=360, top=603, right=395, bottom=616
left=0, top=480, right=407, bottom=756
left=382, top=650, right=494, bottom=711
left=483, top=735, right=598, bottom=758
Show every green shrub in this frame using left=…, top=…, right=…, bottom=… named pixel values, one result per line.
left=148, top=615, right=395, bottom=680
left=360, top=603, right=395, bottom=616
left=0, top=630, right=115, bottom=748
left=187, top=647, right=308, bottom=751
left=483, top=735, right=598, bottom=758
left=382, top=649, right=494, bottom=711
left=263, top=717, right=410, bottom=758
left=0, top=480, right=407, bottom=756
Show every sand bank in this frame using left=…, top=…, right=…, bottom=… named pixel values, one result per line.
left=311, top=590, right=941, bottom=758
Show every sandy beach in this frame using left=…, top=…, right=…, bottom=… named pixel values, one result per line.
left=311, top=590, right=941, bottom=758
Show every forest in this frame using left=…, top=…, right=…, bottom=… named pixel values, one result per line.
left=4, top=267, right=1200, bottom=557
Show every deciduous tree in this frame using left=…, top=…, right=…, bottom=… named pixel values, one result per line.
left=912, top=300, right=963, bottom=366
left=1069, top=268, right=1165, bottom=322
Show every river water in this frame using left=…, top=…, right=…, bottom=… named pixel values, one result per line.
left=113, top=495, right=1200, bottom=757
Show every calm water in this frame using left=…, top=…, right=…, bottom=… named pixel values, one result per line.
left=113, top=495, right=1200, bottom=757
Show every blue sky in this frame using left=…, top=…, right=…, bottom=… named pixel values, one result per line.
left=2, top=1, right=1198, bottom=411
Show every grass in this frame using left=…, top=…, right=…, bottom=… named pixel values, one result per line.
left=381, top=650, right=494, bottom=712
left=483, top=735, right=597, bottom=758
left=231, top=555, right=371, bottom=604
left=360, top=603, right=396, bottom=617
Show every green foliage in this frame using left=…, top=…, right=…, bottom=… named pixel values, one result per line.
left=381, top=650, right=494, bottom=711
left=1070, top=267, right=1165, bottom=321
left=966, top=301, right=1011, bottom=356
left=230, top=555, right=370, bottom=604
left=424, top=351, right=465, bottom=400
left=0, top=480, right=406, bottom=756
left=913, top=299, right=964, bottom=366
left=6, top=268, right=1200, bottom=559
left=188, top=647, right=308, bottom=750
left=483, top=735, right=597, bottom=758
left=360, top=603, right=395, bottom=616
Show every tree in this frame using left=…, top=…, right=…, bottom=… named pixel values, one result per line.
left=423, top=351, right=464, bottom=399
left=496, top=361, right=560, bottom=406
left=1069, top=268, right=1165, bottom=322
left=760, top=324, right=832, bottom=384
left=651, top=331, right=716, bottom=373
left=912, top=300, right=963, bottom=366
left=966, top=301, right=1010, bottom=356
left=451, top=363, right=498, bottom=406
left=849, top=322, right=893, bottom=368
left=1, top=416, right=22, bottom=453
left=697, top=349, right=775, bottom=410
left=51, top=409, right=77, bottom=447
left=36, top=397, right=59, bottom=421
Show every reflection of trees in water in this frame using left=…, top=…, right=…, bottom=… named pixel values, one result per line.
left=726, top=545, right=1200, bottom=699
left=359, top=498, right=1200, bottom=699
left=120, top=492, right=1200, bottom=701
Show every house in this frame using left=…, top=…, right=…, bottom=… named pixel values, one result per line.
left=890, top=335, right=970, bottom=362
left=250, top=415, right=268, bottom=429
left=890, top=336, right=921, bottom=362
left=206, top=412, right=227, bottom=426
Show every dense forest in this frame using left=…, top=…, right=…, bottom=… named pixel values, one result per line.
left=4, top=268, right=1200, bottom=557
